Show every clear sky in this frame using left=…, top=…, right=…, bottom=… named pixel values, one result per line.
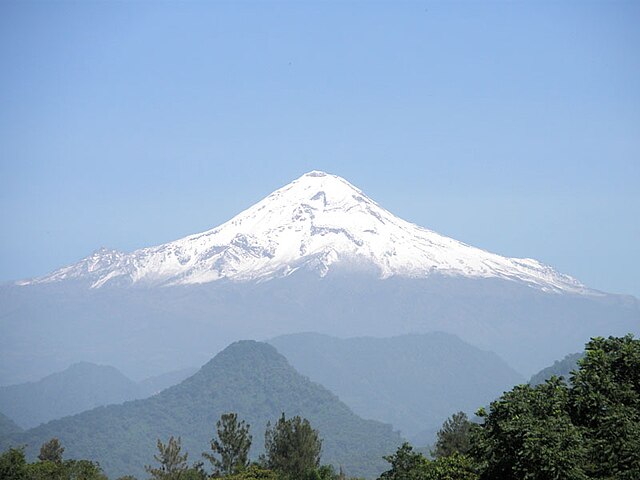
left=1, top=1, right=638, bottom=297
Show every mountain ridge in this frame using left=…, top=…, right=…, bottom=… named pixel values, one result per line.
left=0, top=340, right=401, bottom=479
left=19, top=171, right=592, bottom=295
left=268, top=332, right=523, bottom=440
left=0, top=362, right=198, bottom=428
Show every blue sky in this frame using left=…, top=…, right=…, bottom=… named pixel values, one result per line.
left=1, top=1, right=638, bottom=297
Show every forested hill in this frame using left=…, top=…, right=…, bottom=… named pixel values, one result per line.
left=0, top=412, right=21, bottom=437
left=0, top=341, right=401, bottom=479
left=269, top=332, right=523, bottom=442
left=529, top=352, right=584, bottom=386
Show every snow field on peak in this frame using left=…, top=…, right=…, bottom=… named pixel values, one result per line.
left=22, top=171, right=591, bottom=294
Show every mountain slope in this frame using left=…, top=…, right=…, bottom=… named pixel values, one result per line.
left=0, top=341, right=401, bottom=479
left=0, top=412, right=21, bottom=437
left=529, top=352, right=583, bottom=386
left=0, top=363, right=198, bottom=429
left=138, top=367, right=198, bottom=397
left=269, top=332, right=523, bottom=441
left=0, top=362, right=142, bottom=429
left=21, top=171, right=589, bottom=294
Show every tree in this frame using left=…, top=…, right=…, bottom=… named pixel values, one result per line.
left=38, top=438, right=64, bottom=463
left=145, top=436, right=189, bottom=480
left=380, top=442, right=477, bottom=480
left=471, top=377, right=587, bottom=480
left=64, top=459, right=108, bottom=480
left=0, top=447, right=28, bottom=480
left=379, top=442, right=428, bottom=479
left=433, top=412, right=472, bottom=458
left=421, top=453, right=477, bottom=480
left=203, top=412, right=252, bottom=476
left=224, top=464, right=279, bottom=480
left=570, top=334, right=640, bottom=479
left=264, top=413, right=322, bottom=479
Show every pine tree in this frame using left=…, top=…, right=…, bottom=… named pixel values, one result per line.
left=145, top=436, right=189, bottom=480
left=203, top=412, right=252, bottom=476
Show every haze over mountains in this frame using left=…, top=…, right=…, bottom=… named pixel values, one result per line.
left=269, top=332, right=522, bottom=442
left=0, top=171, right=637, bottom=385
left=0, top=341, right=402, bottom=479
left=0, top=363, right=196, bottom=429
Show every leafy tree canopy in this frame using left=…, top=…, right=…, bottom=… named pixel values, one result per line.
left=264, top=413, right=322, bottom=480
left=38, top=438, right=64, bottom=463
left=432, top=412, right=472, bottom=459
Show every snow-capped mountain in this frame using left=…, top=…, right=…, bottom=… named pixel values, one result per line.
left=20, top=171, right=589, bottom=293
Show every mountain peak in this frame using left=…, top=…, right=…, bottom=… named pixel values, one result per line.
left=21, top=172, right=591, bottom=294
left=301, top=170, right=329, bottom=177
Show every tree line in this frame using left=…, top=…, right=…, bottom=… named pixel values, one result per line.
left=0, top=412, right=355, bottom=480
left=1, top=334, right=639, bottom=479
left=379, top=334, right=640, bottom=479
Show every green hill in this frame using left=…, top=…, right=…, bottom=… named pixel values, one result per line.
left=0, top=341, right=401, bottom=479
left=0, top=412, right=21, bottom=437
left=269, top=332, right=523, bottom=443
left=529, top=352, right=583, bottom=386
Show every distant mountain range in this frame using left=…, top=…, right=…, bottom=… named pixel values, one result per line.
left=0, top=412, right=21, bottom=437
left=0, top=363, right=196, bottom=429
left=269, top=332, right=522, bottom=443
left=0, top=341, right=402, bottom=479
left=1, top=171, right=637, bottom=384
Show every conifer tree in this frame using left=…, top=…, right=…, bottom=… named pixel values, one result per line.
left=145, top=436, right=189, bottom=480
left=203, top=412, right=252, bottom=476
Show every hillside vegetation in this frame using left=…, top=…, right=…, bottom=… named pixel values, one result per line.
left=0, top=341, right=401, bottom=479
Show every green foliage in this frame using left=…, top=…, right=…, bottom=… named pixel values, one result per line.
left=145, top=436, right=189, bottom=480
left=0, top=446, right=107, bottom=480
left=570, top=334, right=640, bottom=479
left=379, top=442, right=429, bottom=479
left=432, top=412, right=471, bottom=458
left=64, top=459, right=108, bottom=480
left=38, top=438, right=64, bottom=463
left=264, top=413, right=322, bottom=479
left=25, top=460, right=67, bottom=480
left=0, top=341, right=400, bottom=479
left=379, top=443, right=477, bottom=480
left=225, top=464, right=279, bottom=479
left=421, top=453, right=477, bottom=480
left=471, top=335, right=640, bottom=480
left=203, top=412, right=252, bottom=476
left=0, top=447, right=28, bottom=480
left=471, top=377, right=587, bottom=480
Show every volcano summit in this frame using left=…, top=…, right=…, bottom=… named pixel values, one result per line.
left=2, top=171, right=637, bottom=384
left=22, top=171, right=589, bottom=294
